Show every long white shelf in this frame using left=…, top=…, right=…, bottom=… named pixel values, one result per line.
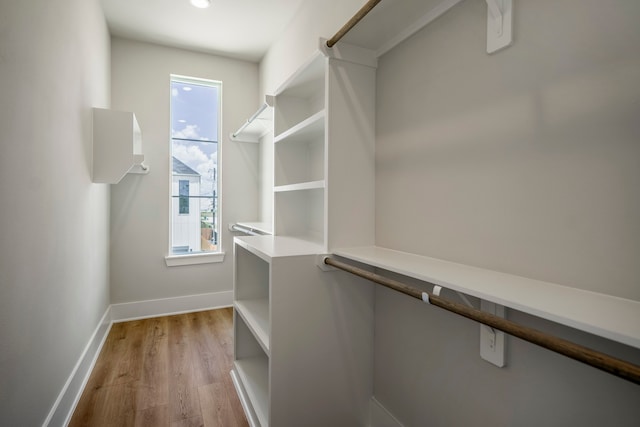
left=273, top=180, right=324, bottom=193
left=332, top=245, right=640, bottom=349
left=235, top=299, right=270, bottom=355
left=235, top=235, right=325, bottom=262
left=233, top=358, right=269, bottom=427
left=274, top=110, right=325, bottom=143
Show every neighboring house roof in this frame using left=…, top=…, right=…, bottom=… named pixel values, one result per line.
left=172, top=156, right=200, bottom=176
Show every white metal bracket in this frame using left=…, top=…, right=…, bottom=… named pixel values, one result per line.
left=480, top=300, right=506, bottom=367
left=485, top=0, right=513, bottom=54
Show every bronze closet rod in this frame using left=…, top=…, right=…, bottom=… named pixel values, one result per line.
left=323, top=256, right=640, bottom=386
left=326, top=0, right=382, bottom=48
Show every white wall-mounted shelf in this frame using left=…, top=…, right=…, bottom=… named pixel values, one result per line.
left=333, top=245, right=640, bottom=349
left=230, top=96, right=274, bottom=143
left=274, top=180, right=325, bottom=193
left=92, top=108, right=149, bottom=184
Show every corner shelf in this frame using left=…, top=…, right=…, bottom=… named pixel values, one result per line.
left=333, top=245, right=640, bottom=349
left=230, top=96, right=274, bottom=143
left=92, top=108, right=149, bottom=184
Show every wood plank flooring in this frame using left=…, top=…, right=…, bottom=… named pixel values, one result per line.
left=69, top=308, right=248, bottom=427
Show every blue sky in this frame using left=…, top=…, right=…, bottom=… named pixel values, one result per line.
left=171, top=80, right=219, bottom=199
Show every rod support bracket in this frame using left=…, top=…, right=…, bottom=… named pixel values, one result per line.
left=317, top=255, right=337, bottom=271
left=485, top=0, right=513, bottom=54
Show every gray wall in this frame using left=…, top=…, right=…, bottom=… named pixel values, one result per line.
left=110, top=39, right=259, bottom=303
left=0, top=0, right=111, bottom=425
left=375, top=1, right=640, bottom=425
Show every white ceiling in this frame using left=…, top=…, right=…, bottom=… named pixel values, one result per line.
left=99, top=0, right=308, bottom=62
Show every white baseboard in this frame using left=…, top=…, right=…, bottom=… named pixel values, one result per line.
left=110, top=290, right=233, bottom=322
left=370, top=397, right=404, bottom=427
left=43, top=305, right=113, bottom=427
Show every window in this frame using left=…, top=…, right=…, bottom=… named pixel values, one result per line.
left=178, top=180, right=189, bottom=214
left=169, top=76, right=221, bottom=257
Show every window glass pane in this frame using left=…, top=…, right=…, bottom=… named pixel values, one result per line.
left=171, top=81, right=218, bottom=142
left=170, top=76, right=220, bottom=255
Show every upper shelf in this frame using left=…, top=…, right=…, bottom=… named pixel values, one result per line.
left=92, top=108, right=149, bottom=184
left=339, top=0, right=464, bottom=57
left=332, top=245, right=640, bottom=350
left=230, top=96, right=274, bottom=143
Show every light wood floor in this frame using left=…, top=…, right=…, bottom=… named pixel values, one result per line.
left=69, top=308, right=248, bottom=427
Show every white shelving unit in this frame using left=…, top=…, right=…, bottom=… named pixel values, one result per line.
left=232, top=42, right=378, bottom=426
left=231, top=235, right=373, bottom=427
left=92, top=108, right=149, bottom=184
left=333, top=245, right=640, bottom=350
left=272, top=41, right=377, bottom=250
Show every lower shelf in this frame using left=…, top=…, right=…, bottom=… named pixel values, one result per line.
left=232, top=358, right=269, bottom=427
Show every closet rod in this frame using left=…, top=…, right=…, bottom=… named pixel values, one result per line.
left=326, top=0, right=382, bottom=48
left=323, top=256, right=640, bottom=386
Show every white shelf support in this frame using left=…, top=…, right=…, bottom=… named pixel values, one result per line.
left=485, top=0, right=513, bottom=54
left=480, top=300, right=506, bottom=367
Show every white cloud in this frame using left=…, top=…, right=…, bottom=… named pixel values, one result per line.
left=172, top=124, right=201, bottom=140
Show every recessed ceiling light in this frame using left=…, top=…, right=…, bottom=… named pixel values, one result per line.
left=190, top=0, right=211, bottom=9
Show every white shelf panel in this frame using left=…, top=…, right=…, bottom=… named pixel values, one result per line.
left=274, top=51, right=326, bottom=98
left=233, top=358, right=269, bottom=427
left=274, top=180, right=325, bottom=193
left=231, top=97, right=274, bottom=143
left=236, top=222, right=273, bottom=235
left=235, top=299, right=270, bottom=355
left=333, top=245, right=640, bottom=349
left=274, top=110, right=325, bottom=144
left=235, top=235, right=324, bottom=262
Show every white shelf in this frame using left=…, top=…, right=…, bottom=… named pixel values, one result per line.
left=235, top=299, right=270, bottom=355
left=274, top=51, right=325, bottom=98
left=233, top=358, right=269, bottom=427
left=230, top=96, right=274, bottom=143
left=92, top=108, right=149, bottom=183
left=333, top=246, right=640, bottom=349
left=273, top=180, right=325, bottom=193
left=274, top=110, right=325, bottom=143
left=339, top=0, right=464, bottom=57
left=235, top=235, right=324, bottom=262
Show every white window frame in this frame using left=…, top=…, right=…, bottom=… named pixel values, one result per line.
left=165, top=74, right=225, bottom=267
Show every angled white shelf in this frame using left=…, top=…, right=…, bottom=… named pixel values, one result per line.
left=273, top=180, right=325, bottom=193
left=231, top=96, right=274, bottom=143
left=235, top=299, right=270, bottom=355
left=274, top=110, right=325, bottom=143
left=332, top=245, right=640, bottom=349
left=233, top=358, right=269, bottom=427
left=92, top=108, right=149, bottom=184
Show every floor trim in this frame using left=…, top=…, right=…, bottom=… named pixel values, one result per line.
left=370, top=396, right=404, bottom=427
left=43, top=306, right=113, bottom=427
left=110, top=290, right=234, bottom=322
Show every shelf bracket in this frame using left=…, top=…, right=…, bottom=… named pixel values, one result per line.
left=480, top=300, right=506, bottom=367
left=485, top=0, right=512, bottom=54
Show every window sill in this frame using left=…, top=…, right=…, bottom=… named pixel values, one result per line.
left=165, top=251, right=225, bottom=267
